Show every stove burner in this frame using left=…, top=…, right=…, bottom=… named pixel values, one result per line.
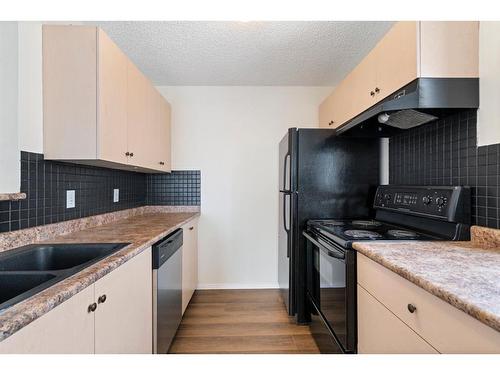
left=387, top=229, right=419, bottom=238
left=351, top=220, right=383, bottom=229
left=344, top=230, right=383, bottom=239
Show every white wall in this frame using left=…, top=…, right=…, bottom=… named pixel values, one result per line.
left=478, top=21, right=500, bottom=147
left=157, top=86, right=331, bottom=288
left=0, top=22, right=20, bottom=193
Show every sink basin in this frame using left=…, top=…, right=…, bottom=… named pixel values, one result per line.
left=0, top=243, right=130, bottom=312
left=0, top=243, right=129, bottom=271
left=0, top=273, right=59, bottom=309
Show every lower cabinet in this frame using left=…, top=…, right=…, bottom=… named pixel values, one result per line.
left=357, top=253, right=500, bottom=354
left=0, top=247, right=152, bottom=354
left=357, top=285, right=437, bottom=354
left=94, top=247, right=152, bottom=353
left=181, top=217, right=199, bottom=314
left=0, top=285, right=95, bottom=354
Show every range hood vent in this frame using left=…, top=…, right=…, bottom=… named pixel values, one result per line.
left=336, top=78, right=479, bottom=137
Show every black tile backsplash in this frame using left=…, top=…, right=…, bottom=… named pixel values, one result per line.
left=146, top=171, right=201, bottom=206
left=0, top=152, right=201, bottom=234
left=0, top=152, right=146, bottom=233
left=389, top=110, right=500, bottom=229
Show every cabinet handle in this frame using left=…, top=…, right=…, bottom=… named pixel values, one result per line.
left=407, top=303, right=417, bottom=313
left=159, top=161, right=165, bottom=165
left=189, top=226, right=194, bottom=230
left=88, top=302, right=97, bottom=313
left=98, top=294, right=107, bottom=304
left=370, top=91, right=375, bottom=97
left=375, top=87, right=380, bottom=94
left=328, top=121, right=334, bottom=126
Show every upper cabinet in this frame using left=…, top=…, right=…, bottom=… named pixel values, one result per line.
left=319, top=21, right=479, bottom=129
left=43, top=25, right=171, bottom=173
left=0, top=22, right=20, bottom=194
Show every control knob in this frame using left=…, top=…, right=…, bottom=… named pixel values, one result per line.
left=436, top=197, right=447, bottom=207
left=384, top=194, right=392, bottom=201
left=422, top=196, right=432, bottom=205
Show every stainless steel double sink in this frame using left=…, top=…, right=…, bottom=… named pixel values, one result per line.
left=0, top=243, right=129, bottom=312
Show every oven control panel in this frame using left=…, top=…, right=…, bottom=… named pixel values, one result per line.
left=374, top=185, right=470, bottom=222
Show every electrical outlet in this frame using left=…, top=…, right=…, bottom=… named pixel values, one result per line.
left=66, top=190, right=75, bottom=209
left=113, top=188, right=119, bottom=203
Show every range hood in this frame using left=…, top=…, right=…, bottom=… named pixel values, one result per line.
left=336, top=78, right=479, bottom=137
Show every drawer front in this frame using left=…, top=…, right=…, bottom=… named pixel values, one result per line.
left=357, top=285, right=438, bottom=354
left=357, top=253, right=500, bottom=353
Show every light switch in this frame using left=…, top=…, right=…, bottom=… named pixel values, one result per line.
left=66, top=190, right=75, bottom=209
left=113, top=188, right=119, bottom=203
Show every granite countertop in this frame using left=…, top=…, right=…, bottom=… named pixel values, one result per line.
left=0, top=211, right=199, bottom=342
left=353, top=228, right=500, bottom=333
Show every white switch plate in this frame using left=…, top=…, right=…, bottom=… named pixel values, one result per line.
left=113, top=188, right=119, bottom=203
left=66, top=190, right=75, bottom=209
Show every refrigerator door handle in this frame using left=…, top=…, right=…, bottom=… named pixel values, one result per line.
left=283, top=153, right=290, bottom=191
left=282, top=192, right=291, bottom=234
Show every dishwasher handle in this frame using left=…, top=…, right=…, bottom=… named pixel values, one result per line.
left=152, top=228, right=183, bottom=269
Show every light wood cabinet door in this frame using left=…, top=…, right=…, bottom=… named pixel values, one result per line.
left=374, top=21, right=418, bottom=101
left=319, top=91, right=335, bottom=128
left=127, top=61, right=155, bottom=169
left=345, top=47, right=378, bottom=119
left=157, top=98, right=172, bottom=172
left=319, top=79, right=357, bottom=129
left=182, top=218, right=199, bottom=313
left=97, top=29, right=128, bottom=165
left=43, top=25, right=98, bottom=160
left=319, top=46, right=377, bottom=129
left=420, top=21, right=479, bottom=78
left=357, top=285, right=438, bottom=354
left=0, top=286, right=95, bottom=354
left=150, top=90, right=171, bottom=172
left=94, top=248, right=153, bottom=354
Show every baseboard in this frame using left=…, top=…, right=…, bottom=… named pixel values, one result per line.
left=196, top=283, right=280, bottom=290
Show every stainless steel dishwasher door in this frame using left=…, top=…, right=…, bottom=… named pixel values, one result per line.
left=153, top=246, right=182, bottom=354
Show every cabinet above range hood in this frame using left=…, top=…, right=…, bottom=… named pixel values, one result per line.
left=336, top=78, right=479, bottom=137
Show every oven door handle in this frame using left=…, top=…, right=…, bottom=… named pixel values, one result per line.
left=303, top=231, right=345, bottom=260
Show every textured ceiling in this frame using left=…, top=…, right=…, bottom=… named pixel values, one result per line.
left=90, top=21, right=394, bottom=86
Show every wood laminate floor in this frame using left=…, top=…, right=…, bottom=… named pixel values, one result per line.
left=169, top=289, right=320, bottom=354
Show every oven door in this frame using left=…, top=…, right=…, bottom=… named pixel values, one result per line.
left=305, top=231, right=357, bottom=353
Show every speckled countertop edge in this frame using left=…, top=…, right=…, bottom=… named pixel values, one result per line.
left=352, top=233, right=500, bottom=333
left=0, top=193, right=26, bottom=201
left=0, top=211, right=200, bottom=342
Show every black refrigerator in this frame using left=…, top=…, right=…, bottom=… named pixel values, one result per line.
left=278, top=128, right=380, bottom=322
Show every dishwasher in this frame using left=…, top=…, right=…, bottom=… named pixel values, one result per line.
left=152, top=228, right=183, bottom=354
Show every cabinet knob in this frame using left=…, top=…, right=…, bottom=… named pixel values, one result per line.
left=159, top=161, right=165, bottom=165
left=129, top=152, right=134, bottom=157
left=407, top=303, right=417, bottom=313
left=125, top=152, right=130, bottom=156
left=375, top=87, right=380, bottom=94
left=370, top=91, right=375, bottom=97
left=189, top=226, right=194, bottom=230
left=88, top=302, right=97, bottom=313
left=98, top=294, right=107, bottom=304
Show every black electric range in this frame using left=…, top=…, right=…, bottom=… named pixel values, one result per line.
left=303, top=185, right=471, bottom=354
